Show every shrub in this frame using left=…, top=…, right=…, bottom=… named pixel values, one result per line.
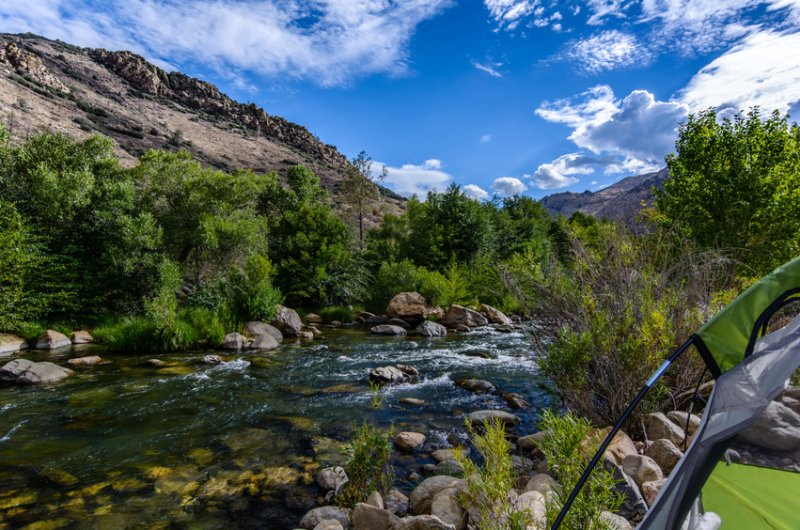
left=366, top=259, right=423, bottom=313
left=538, top=410, right=624, bottom=529
left=319, top=306, right=354, bottom=323
left=222, top=254, right=282, bottom=324
left=337, top=423, right=395, bottom=508
left=454, top=419, right=533, bottom=530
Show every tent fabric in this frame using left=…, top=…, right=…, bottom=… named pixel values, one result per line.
left=694, top=256, right=800, bottom=375
left=637, top=313, right=800, bottom=529
left=702, top=462, right=800, bottom=530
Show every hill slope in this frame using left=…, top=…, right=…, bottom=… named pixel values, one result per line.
left=0, top=33, right=403, bottom=218
left=540, top=167, right=668, bottom=223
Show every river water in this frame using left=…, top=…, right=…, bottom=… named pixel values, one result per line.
left=0, top=327, right=551, bottom=529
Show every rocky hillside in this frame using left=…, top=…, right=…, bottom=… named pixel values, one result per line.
left=541, top=167, right=668, bottom=223
left=0, top=33, right=403, bottom=218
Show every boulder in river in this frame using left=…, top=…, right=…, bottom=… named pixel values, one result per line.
left=270, top=306, right=303, bottom=337
left=35, top=330, right=71, bottom=350
left=0, top=358, right=72, bottom=384
left=222, top=332, right=247, bottom=350
left=252, top=333, right=279, bottom=351
left=466, top=410, right=521, bottom=428
left=370, top=325, right=407, bottom=336
left=387, top=292, right=428, bottom=323
left=244, top=321, right=283, bottom=342
left=395, top=432, right=426, bottom=452
left=416, top=321, right=447, bottom=337
left=478, top=304, right=512, bottom=326
left=0, top=334, right=27, bottom=356
left=370, top=365, right=418, bottom=385
left=67, top=356, right=103, bottom=366
left=305, top=313, right=323, bottom=324
left=456, top=379, right=495, bottom=395
left=441, top=305, right=488, bottom=329
left=500, top=392, right=531, bottom=410
left=400, top=397, right=426, bottom=406
left=70, top=330, right=94, bottom=344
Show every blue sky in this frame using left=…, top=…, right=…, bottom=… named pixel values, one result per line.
left=2, top=1, right=800, bottom=199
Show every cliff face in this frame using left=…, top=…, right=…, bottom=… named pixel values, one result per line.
left=540, top=167, right=668, bottom=224
left=0, top=33, right=403, bottom=218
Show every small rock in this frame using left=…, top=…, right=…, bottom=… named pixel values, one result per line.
left=515, top=490, right=546, bottom=528
left=298, top=330, right=314, bottom=340
left=252, top=333, right=279, bottom=351
left=201, top=355, right=222, bottom=365
left=517, top=432, right=547, bottom=452
left=622, top=454, right=664, bottom=487
left=431, top=488, right=466, bottom=529
left=456, top=379, right=495, bottom=395
left=70, top=330, right=94, bottom=344
left=305, top=313, right=323, bottom=324
left=352, top=502, right=399, bottom=530
left=598, top=428, right=638, bottom=467
left=0, top=334, right=28, bottom=356
left=313, top=520, right=344, bottom=530
left=395, top=515, right=456, bottom=530
left=367, top=491, right=384, bottom=509
left=466, top=410, right=521, bottom=428
left=416, top=320, right=447, bottom=337
left=600, top=511, right=633, bottom=530
left=512, top=455, right=535, bottom=475
left=370, top=366, right=417, bottom=385
left=35, top=330, right=71, bottom=350
left=387, top=318, right=411, bottom=328
left=386, top=489, right=410, bottom=517
left=500, top=392, right=531, bottom=410
left=299, top=506, right=351, bottom=529
left=641, top=478, right=666, bottom=506
left=666, top=411, right=702, bottom=436
left=367, top=315, right=389, bottom=326
left=524, top=474, right=560, bottom=498
left=222, top=332, right=247, bottom=350
left=431, top=449, right=457, bottom=462
left=67, top=356, right=103, bottom=366
left=147, top=359, right=165, bottom=367
left=645, top=413, right=687, bottom=447
left=396, top=432, right=426, bottom=452
left=370, top=325, right=407, bottom=336
left=441, top=305, right=489, bottom=328
left=316, top=466, right=348, bottom=493
left=400, top=397, right=426, bottom=406
left=645, top=439, right=683, bottom=473
left=434, top=459, right=463, bottom=476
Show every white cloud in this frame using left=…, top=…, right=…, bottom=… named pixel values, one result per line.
left=378, top=160, right=452, bottom=197
left=535, top=85, right=618, bottom=129
left=492, top=176, right=528, bottom=195
left=463, top=184, right=490, bottom=200
left=567, top=30, right=650, bottom=72
left=530, top=152, right=607, bottom=189
left=471, top=60, right=504, bottom=78
left=677, top=30, right=800, bottom=115
left=483, top=0, right=539, bottom=30
left=480, top=134, right=492, bottom=143
left=0, top=0, right=453, bottom=86
left=585, top=0, right=628, bottom=25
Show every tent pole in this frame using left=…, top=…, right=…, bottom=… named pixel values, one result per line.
left=550, top=337, right=696, bottom=529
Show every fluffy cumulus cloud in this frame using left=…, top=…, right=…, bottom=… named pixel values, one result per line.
left=567, top=30, right=650, bottom=72
left=677, top=30, right=800, bottom=114
left=463, top=184, right=489, bottom=200
left=379, top=159, right=452, bottom=197
left=0, top=0, right=452, bottom=86
left=530, top=153, right=608, bottom=189
left=492, top=177, right=527, bottom=196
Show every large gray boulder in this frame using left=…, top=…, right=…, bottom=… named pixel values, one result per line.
left=430, top=489, right=466, bottom=529
left=645, top=439, right=683, bottom=473
left=0, top=358, right=72, bottom=384
left=385, top=489, right=410, bottom=517
left=270, top=306, right=303, bottom=337
left=739, top=400, right=800, bottom=451
left=0, top=334, right=28, bottom=356
left=667, top=411, right=702, bottom=436
left=243, top=321, right=283, bottom=342
left=300, top=506, right=351, bottom=529
left=409, top=476, right=462, bottom=515
left=352, top=503, right=399, bottom=530
left=466, top=410, right=521, bottom=428
left=252, top=333, right=279, bottom=351
left=604, top=461, right=648, bottom=521
left=35, top=330, right=71, bottom=350
left=441, top=305, right=488, bottom=328
left=478, top=304, right=512, bottom=326
left=416, top=321, right=447, bottom=337
left=622, top=454, right=663, bottom=487
left=371, top=325, right=407, bottom=336
left=387, top=292, right=428, bottom=323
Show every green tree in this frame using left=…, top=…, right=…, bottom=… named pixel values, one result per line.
left=341, top=151, right=386, bottom=249
left=656, top=108, right=800, bottom=274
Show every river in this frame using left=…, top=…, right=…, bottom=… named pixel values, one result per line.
left=0, top=326, right=551, bottom=529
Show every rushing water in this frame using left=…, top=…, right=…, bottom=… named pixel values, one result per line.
left=0, top=327, right=552, bottom=529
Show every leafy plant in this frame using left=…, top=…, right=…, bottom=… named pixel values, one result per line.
left=369, top=382, right=382, bottom=409
left=538, top=410, right=624, bottom=530
left=454, top=418, right=533, bottom=530
left=319, top=306, right=354, bottom=324
left=337, top=423, right=395, bottom=508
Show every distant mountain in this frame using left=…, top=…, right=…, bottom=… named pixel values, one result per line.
left=0, top=33, right=403, bottom=221
left=540, top=167, right=668, bottom=223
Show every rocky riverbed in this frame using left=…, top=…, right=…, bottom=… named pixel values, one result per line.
left=0, top=322, right=550, bottom=529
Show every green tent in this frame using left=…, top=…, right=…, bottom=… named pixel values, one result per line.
left=553, top=257, right=800, bottom=530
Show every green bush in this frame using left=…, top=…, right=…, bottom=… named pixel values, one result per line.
left=366, top=259, right=423, bottom=313
left=337, top=423, right=395, bottom=508
left=223, top=254, right=282, bottom=324
left=319, top=306, right=354, bottom=323
left=454, top=418, right=533, bottom=530
left=538, top=410, right=624, bottom=529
